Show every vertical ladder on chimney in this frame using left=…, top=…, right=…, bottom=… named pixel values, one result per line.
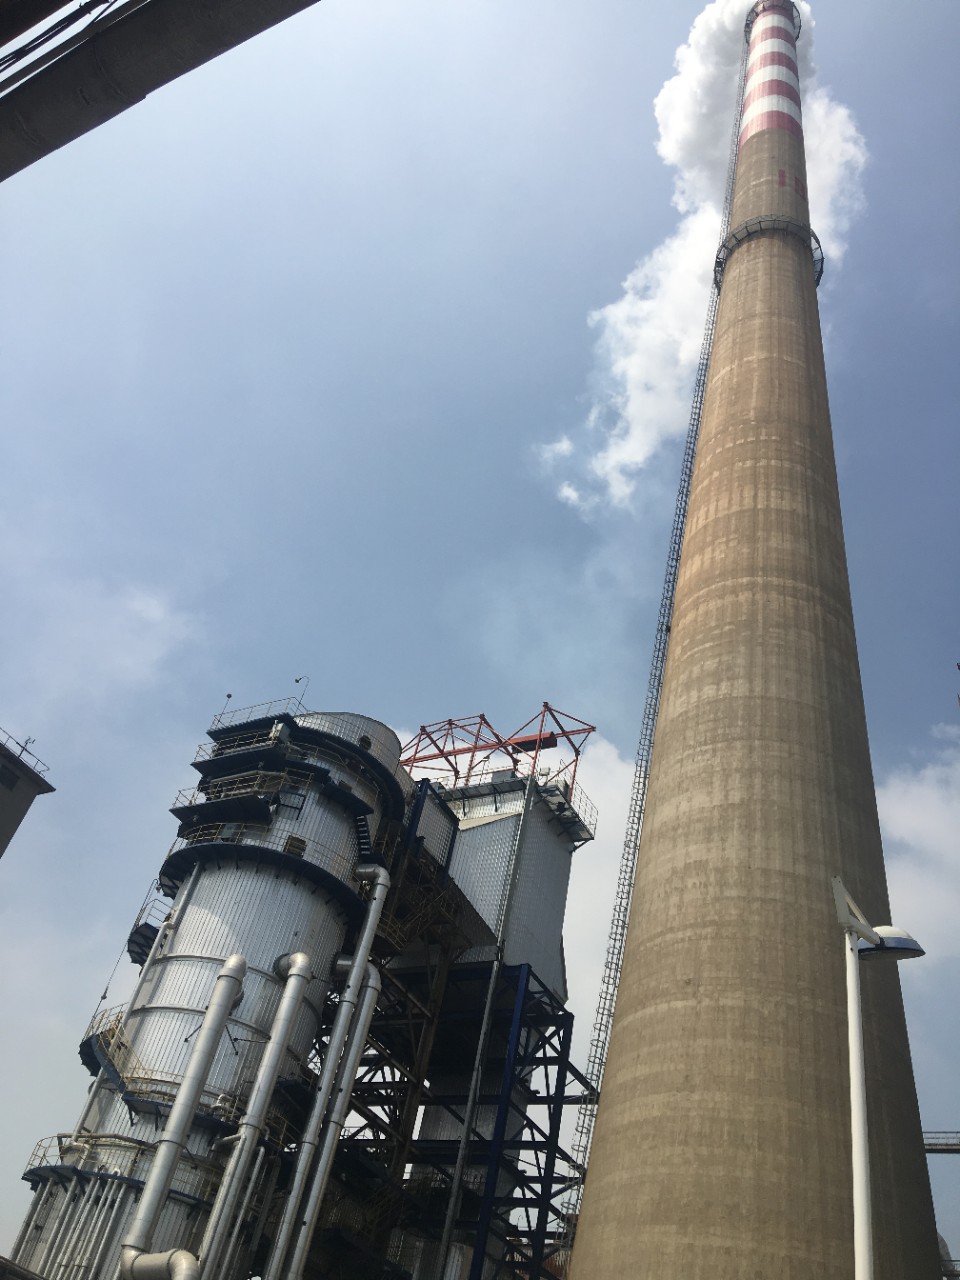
left=559, top=25, right=752, bottom=1263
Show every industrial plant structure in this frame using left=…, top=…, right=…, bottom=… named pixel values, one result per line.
left=0, top=726, right=53, bottom=861
left=6, top=701, right=594, bottom=1279
left=569, top=4, right=940, bottom=1278
left=0, top=2, right=945, bottom=1278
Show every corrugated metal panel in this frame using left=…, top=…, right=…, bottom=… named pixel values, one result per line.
left=121, top=862, right=345, bottom=1097
left=447, top=789, right=525, bottom=823
left=416, top=790, right=456, bottom=865
left=169, top=862, right=346, bottom=972
left=274, top=791, right=358, bottom=882
left=295, top=712, right=401, bottom=776
left=447, top=814, right=520, bottom=932
left=502, top=798, right=573, bottom=1000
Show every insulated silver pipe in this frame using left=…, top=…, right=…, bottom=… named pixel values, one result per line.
left=89, top=1183, right=129, bottom=1279
left=262, top=864, right=390, bottom=1280
left=287, top=963, right=381, bottom=1280
left=54, top=1174, right=100, bottom=1277
left=33, top=1179, right=83, bottom=1274
left=199, top=951, right=313, bottom=1277
left=220, top=1143, right=265, bottom=1278
left=10, top=1176, right=55, bottom=1261
left=77, top=1177, right=115, bottom=1274
left=120, top=953, right=247, bottom=1280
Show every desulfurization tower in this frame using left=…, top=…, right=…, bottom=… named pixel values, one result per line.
left=5, top=702, right=596, bottom=1279
left=570, top=4, right=940, bottom=1278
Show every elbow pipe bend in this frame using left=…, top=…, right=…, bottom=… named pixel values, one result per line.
left=121, top=1247, right=199, bottom=1280
left=354, top=863, right=389, bottom=890
left=274, top=951, right=313, bottom=980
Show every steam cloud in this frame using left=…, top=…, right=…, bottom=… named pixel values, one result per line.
left=543, top=0, right=867, bottom=511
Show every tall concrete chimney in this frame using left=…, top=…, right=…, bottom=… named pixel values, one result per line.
left=569, top=5, right=940, bottom=1277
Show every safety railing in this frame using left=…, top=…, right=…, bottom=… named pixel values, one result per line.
left=194, top=725, right=287, bottom=763
left=172, top=822, right=353, bottom=871
left=82, top=1004, right=152, bottom=1087
left=173, top=768, right=314, bottom=809
left=0, top=724, right=49, bottom=776
left=130, top=897, right=170, bottom=934
left=543, top=775, right=597, bottom=838
left=26, top=1132, right=224, bottom=1203
left=209, top=697, right=302, bottom=733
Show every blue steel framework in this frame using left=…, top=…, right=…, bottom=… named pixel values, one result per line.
left=335, top=960, right=590, bottom=1278
left=466, top=963, right=589, bottom=1279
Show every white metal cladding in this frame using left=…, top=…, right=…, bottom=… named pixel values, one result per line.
left=416, top=789, right=456, bottom=865
left=447, top=814, right=521, bottom=933
left=447, top=787, right=525, bottom=823
left=501, top=797, right=573, bottom=1001
left=18, top=1176, right=204, bottom=1278
left=124, top=864, right=345, bottom=1096
left=83, top=1095, right=222, bottom=1179
left=295, top=712, right=401, bottom=777
left=270, top=789, right=359, bottom=882
left=136, top=970, right=320, bottom=1078
left=166, top=862, right=346, bottom=973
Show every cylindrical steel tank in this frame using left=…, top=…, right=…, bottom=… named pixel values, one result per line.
left=12, top=705, right=407, bottom=1279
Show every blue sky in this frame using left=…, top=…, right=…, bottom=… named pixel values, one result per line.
left=0, top=0, right=957, bottom=1256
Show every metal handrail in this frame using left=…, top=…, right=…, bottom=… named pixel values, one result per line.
left=0, top=724, right=49, bottom=776
left=25, top=1132, right=225, bottom=1204
left=714, top=215, right=824, bottom=290
left=170, top=822, right=356, bottom=874
left=173, top=768, right=315, bottom=809
left=210, top=697, right=302, bottom=733
left=194, top=726, right=284, bottom=763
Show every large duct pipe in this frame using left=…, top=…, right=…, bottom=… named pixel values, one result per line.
left=286, top=962, right=381, bottom=1280
left=0, top=0, right=74, bottom=49
left=263, top=864, right=390, bottom=1280
left=0, top=0, right=324, bottom=185
left=198, top=950, right=313, bottom=1277
left=120, top=953, right=247, bottom=1280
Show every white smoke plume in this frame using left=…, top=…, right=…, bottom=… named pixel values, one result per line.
left=543, top=0, right=867, bottom=511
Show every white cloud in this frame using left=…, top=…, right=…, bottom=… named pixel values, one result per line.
left=0, top=545, right=197, bottom=736
left=33, top=581, right=194, bottom=704
left=878, top=728, right=960, bottom=968
left=545, top=0, right=867, bottom=510
left=538, top=435, right=574, bottom=466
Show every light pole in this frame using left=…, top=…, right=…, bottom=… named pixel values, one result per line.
left=831, top=876, right=925, bottom=1280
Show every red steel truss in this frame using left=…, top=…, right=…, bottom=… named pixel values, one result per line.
left=399, top=704, right=595, bottom=788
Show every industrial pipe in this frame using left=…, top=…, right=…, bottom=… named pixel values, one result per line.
left=88, top=1183, right=130, bottom=1278
left=263, top=864, right=390, bottom=1280
left=198, top=951, right=313, bottom=1276
left=54, top=1175, right=100, bottom=1279
left=10, top=1177, right=55, bottom=1261
left=120, top=953, right=247, bottom=1280
left=125, top=1249, right=201, bottom=1280
left=219, top=1144, right=265, bottom=1280
left=286, top=962, right=381, bottom=1280
left=75, top=1177, right=116, bottom=1277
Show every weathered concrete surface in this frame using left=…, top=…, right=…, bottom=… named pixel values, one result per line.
left=569, top=12, right=938, bottom=1279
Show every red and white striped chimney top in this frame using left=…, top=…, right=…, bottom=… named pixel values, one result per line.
left=740, top=1, right=803, bottom=146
